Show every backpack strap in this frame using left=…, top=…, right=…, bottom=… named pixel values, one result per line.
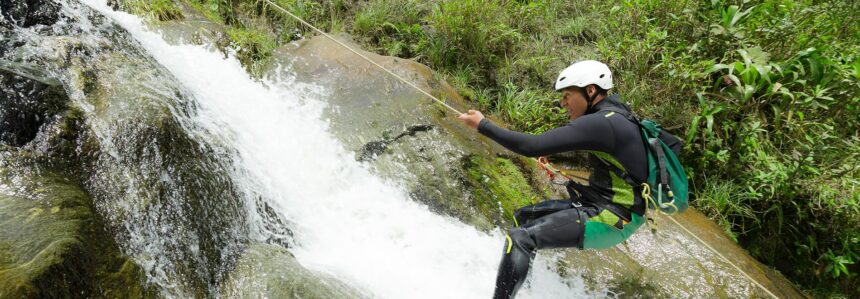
left=601, top=104, right=675, bottom=204
left=599, top=103, right=676, bottom=209
left=649, top=137, right=669, bottom=188
left=585, top=105, right=647, bottom=218
left=598, top=101, right=639, bottom=123
left=595, top=105, right=647, bottom=187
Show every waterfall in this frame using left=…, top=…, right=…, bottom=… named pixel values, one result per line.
left=79, top=0, right=597, bottom=298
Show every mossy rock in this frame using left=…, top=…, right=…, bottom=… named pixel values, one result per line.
left=111, top=0, right=230, bottom=49
left=461, top=154, right=548, bottom=225
left=108, top=0, right=184, bottom=22
left=221, top=243, right=366, bottom=298
left=0, top=150, right=155, bottom=298
left=2, top=1, right=263, bottom=294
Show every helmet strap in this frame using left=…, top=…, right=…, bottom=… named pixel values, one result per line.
left=580, top=87, right=598, bottom=112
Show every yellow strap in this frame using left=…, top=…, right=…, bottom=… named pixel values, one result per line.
left=505, top=234, right=513, bottom=254
left=641, top=183, right=658, bottom=232
left=642, top=183, right=678, bottom=217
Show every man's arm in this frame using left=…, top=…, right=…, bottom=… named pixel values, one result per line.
left=476, top=116, right=615, bottom=157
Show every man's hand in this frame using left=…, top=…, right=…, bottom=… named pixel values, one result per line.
left=458, top=109, right=485, bottom=130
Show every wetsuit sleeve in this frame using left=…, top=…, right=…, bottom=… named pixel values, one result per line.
left=477, top=117, right=615, bottom=157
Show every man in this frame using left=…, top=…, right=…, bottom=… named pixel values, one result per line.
left=459, top=60, right=678, bottom=298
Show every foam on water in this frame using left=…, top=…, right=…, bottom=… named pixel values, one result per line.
left=82, top=1, right=596, bottom=297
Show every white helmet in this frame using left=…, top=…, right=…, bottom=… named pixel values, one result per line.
left=554, top=60, right=613, bottom=91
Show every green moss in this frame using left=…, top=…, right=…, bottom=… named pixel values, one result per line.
left=98, top=259, right=155, bottom=298
left=0, top=241, right=12, bottom=266
left=226, top=26, right=277, bottom=74
left=0, top=152, right=155, bottom=298
left=463, top=155, right=543, bottom=225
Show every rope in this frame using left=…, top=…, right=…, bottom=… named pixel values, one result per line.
left=258, top=2, right=780, bottom=298
left=663, top=214, right=780, bottom=299
left=639, top=185, right=778, bottom=298
left=536, top=156, right=591, bottom=182
left=261, top=0, right=462, bottom=115
left=260, top=0, right=580, bottom=185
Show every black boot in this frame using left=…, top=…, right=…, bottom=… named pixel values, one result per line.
left=493, top=228, right=536, bottom=299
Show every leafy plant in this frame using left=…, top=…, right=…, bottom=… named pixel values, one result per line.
left=352, top=0, right=427, bottom=57
left=709, top=4, right=755, bottom=40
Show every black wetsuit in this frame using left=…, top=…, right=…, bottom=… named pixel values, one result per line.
left=478, top=94, right=678, bottom=299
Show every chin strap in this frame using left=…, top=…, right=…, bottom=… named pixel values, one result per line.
left=580, top=88, right=599, bottom=112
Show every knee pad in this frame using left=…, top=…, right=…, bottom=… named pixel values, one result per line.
left=506, top=228, right=536, bottom=254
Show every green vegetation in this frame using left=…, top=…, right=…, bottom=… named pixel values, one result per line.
left=352, top=0, right=425, bottom=57
left=128, top=0, right=858, bottom=296
left=226, top=26, right=277, bottom=70
left=695, top=177, right=756, bottom=242
left=120, top=0, right=184, bottom=21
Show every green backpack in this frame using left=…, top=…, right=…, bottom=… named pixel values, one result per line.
left=603, top=105, right=689, bottom=214
left=638, top=119, right=689, bottom=214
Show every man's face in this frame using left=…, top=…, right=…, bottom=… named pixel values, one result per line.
left=560, top=87, right=588, bottom=120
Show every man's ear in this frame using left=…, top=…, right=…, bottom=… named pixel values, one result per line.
left=586, top=85, right=596, bottom=97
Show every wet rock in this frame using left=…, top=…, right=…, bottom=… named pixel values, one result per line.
left=1, top=1, right=271, bottom=295
left=0, top=0, right=62, bottom=29
left=0, top=69, right=67, bottom=146
left=0, top=149, right=155, bottom=298
left=263, top=34, right=557, bottom=230
left=560, top=209, right=806, bottom=298
left=357, top=124, right=433, bottom=161
left=221, top=243, right=366, bottom=298
left=253, top=199, right=294, bottom=248
left=159, top=2, right=228, bottom=48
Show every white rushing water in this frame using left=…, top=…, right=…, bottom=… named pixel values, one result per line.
left=82, top=1, right=597, bottom=298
